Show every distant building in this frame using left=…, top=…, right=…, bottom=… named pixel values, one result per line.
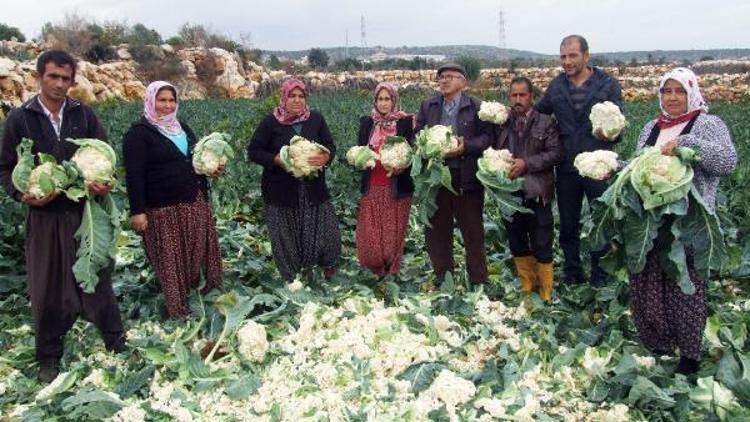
left=363, top=52, right=446, bottom=63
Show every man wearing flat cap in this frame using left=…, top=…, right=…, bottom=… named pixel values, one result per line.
left=415, top=63, right=494, bottom=286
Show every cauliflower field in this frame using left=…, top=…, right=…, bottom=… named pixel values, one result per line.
left=0, top=94, right=749, bottom=421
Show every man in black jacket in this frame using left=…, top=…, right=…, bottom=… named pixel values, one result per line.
left=536, top=35, right=624, bottom=286
left=496, top=77, right=564, bottom=301
left=415, top=63, right=494, bottom=286
left=0, top=51, right=125, bottom=383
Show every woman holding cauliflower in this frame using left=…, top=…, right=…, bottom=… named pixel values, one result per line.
left=247, top=79, right=341, bottom=281
left=628, top=68, right=736, bottom=374
left=353, top=82, right=414, bottom=277
left=122, top=81, right=223, bottom=318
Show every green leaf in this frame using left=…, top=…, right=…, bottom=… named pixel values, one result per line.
left=622, top=208, right=660, bottom=274
left=11, top=138, right=35, bottom=193
left=225, top=373, right=261, bottom=400
left=627, top=376, right=676, bottom=410
left=681, top=187, right=727, bottom=280
left=397, top=362, right=446, bottom=394
left=72, top=195, right=119, bottom=293
left=116, top=365, right=155, bottom=399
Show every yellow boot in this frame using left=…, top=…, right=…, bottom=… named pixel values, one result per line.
left=537, top=262, right=554, bottom=302
left=513, top=256, right=537, bottom=294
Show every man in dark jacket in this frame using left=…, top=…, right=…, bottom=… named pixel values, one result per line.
left=415, top=63, right=494, bottom=285
left=496, top=77, right=564, bottom=301
left=0, top=51, right=125, bottom=383
left=535, top=35, right=624, bottom=286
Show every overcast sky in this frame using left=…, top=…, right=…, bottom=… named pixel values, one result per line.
left=7, top=0, right=749, bottom=53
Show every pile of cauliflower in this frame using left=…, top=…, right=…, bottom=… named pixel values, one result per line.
left=589, top=101, right=627, bottom=140
left=280, top=135, right=330, bottom=178
left=478, top=101, right=510, bottom=125
left=574, top=150, right=619, bottom=180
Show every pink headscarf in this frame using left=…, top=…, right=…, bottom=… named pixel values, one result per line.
left=144, top=81, right=183, bottom=136
left=368, top=82, right=411, bottom=149
left=273, top=79, right=312, bottom=125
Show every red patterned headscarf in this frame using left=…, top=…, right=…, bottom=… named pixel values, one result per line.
left=273, top=79, right=311, bottom=125
left=368, top=82, right=411, bottom=148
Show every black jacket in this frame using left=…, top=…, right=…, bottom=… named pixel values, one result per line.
left=535, top=67, right=623, bottom=173
left=247, top=111, right=337, bottom=207
left=0, top=95, right=106, bottom=212
left=414, top=94, right=494, bottom=192
left=357, top=116, right=414, bottom=199
left=495, top=110, right=564, bottom=203
left=122, top=117, right=208, bottom=215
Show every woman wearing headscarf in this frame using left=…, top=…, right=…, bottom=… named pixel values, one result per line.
left=247, top=79, right=341, bottom=281
left=630, top=68, right=736, bottom=374
left=354, top=82, right=414, bottom=277
left=123, top=81, right=223, bottom=318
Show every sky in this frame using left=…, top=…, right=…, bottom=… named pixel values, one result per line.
left=6, top=0, right=749, bottom=54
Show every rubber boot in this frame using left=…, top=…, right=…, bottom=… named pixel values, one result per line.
left=537, top=262, right=554, bottom=302
left=513, top=256, right=537, bottom=294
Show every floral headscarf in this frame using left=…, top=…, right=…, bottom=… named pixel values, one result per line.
left=657, top=67, right=708, bottom=128
left=273, top=79, right=311, bottom=125
left=144, top=81, right=182, bottom=136
left=368, top=82, right=411, bottom=149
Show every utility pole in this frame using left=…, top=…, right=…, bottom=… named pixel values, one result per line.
left=498, top=7, right=507, bottom=62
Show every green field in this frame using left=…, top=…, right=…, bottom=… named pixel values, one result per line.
left=0, top=94, right=748, bottom=420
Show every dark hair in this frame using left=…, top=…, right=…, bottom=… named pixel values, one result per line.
left=510, top=76, right=534, bottom=95
left=560, top=35, right=589, bottom=54
left=36, top=50, right=77, bottom=78
left=156, top=85, right=177, bottom=98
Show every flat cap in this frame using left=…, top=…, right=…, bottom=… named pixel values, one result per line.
left=436, top=63, right=467, bottom=78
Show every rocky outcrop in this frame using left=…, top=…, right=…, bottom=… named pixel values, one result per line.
left=1, top=41, right=748, bottom=110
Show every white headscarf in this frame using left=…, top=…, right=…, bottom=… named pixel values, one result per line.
left=658, top=67, right=709, bottom=118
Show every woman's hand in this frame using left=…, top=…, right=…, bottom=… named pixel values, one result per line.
left=274, top=153, right=285, bottom=169
left=307, top=152, right=330, bottom=167
left=130, top=214, right=148, bottom=232
left=443, top=137, right=465, bottom=158
left=21, top=191, right=58, bottom=206
left=661, top=139, right=679, bottom=156
left=388, top=166, right=406, bottom=176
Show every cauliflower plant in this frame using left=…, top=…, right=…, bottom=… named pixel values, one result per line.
left=589, top=101, right=626, bottom=140
left=67, top=138, right=117, bottom=186
left=415, top=125, right=459, bottom=160
left=280, top=135, right=330, bottom=178
left=479, top=148, right=514, bottom=175
left=478, top=101, right=510, bottom=125
left=237, top=320, right=269, bottom=362
left=379, top=136, right=412, bottom=175
left=346, top=145, right=378, bottom=170
left=574, top=150, right=619, bottom=180
left=193, top=132, right=234, bottom=176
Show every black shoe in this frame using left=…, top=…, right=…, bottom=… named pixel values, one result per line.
left=38, top=361, right=60, bottom=383
left=676, top=356, right=700, bottom=375
left=105, top=334, right=127, bottom=353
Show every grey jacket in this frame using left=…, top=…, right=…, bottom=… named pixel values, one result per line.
left=637, top=113, right=737, bottom=212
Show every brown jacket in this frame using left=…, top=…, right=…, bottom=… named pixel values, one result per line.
left=495, top=109, right=563, bottom=203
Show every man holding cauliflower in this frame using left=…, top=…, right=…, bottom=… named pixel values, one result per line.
left=414, top=63, right=495, bottom=286
left=0, top=51, right=125, bottom=383
left=535, top=35, right=624, bottom=286
left=495, top=77, right=564, bottom=301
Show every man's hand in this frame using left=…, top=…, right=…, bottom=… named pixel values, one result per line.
left=307, top=151, right=330, bottom=167
left=384, top=164, right=406, bottom=176
left=661, top=139, right=678, bottom=156
left=211, top=164, right=225, bottom=177
left=88, top=182, right=112, bottom=196
left=21, top=191, right=58, bottom=206
left=594, top=127, right=618, bottom=142
left=274, top=153, right=285, bottom=169
left=444, top=137, right=465, bottom=158
left=130, top=213, right=148, bottom=232
left=509, top=158, right=527, bottom=180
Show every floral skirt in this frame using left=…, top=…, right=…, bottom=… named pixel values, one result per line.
left=144, top=192, right=223, bottom=317
left=265, top=187, right=341, bottom=280
left=355, top=185, right=412, bottom=276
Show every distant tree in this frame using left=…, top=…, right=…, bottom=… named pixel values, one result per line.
left=700, top=55, right=715, bottom=62
left=165, top=36, right=184, bottom=47
left=590, top=56, right=608, bottom=67
left=268, top=54, right=281, bottom=70
left=0, top=23, right=26, bottom=42
left=127, top=23, right=162, bottom=46
left=334, top=57, right=362, bottom=72
left=629, top=57, right=638, bottom=66
left=455, top=55, right=481, bottom=81
left=308, top=48, right=329, bottom=69
left=178, top=23, right=240, bottom=51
